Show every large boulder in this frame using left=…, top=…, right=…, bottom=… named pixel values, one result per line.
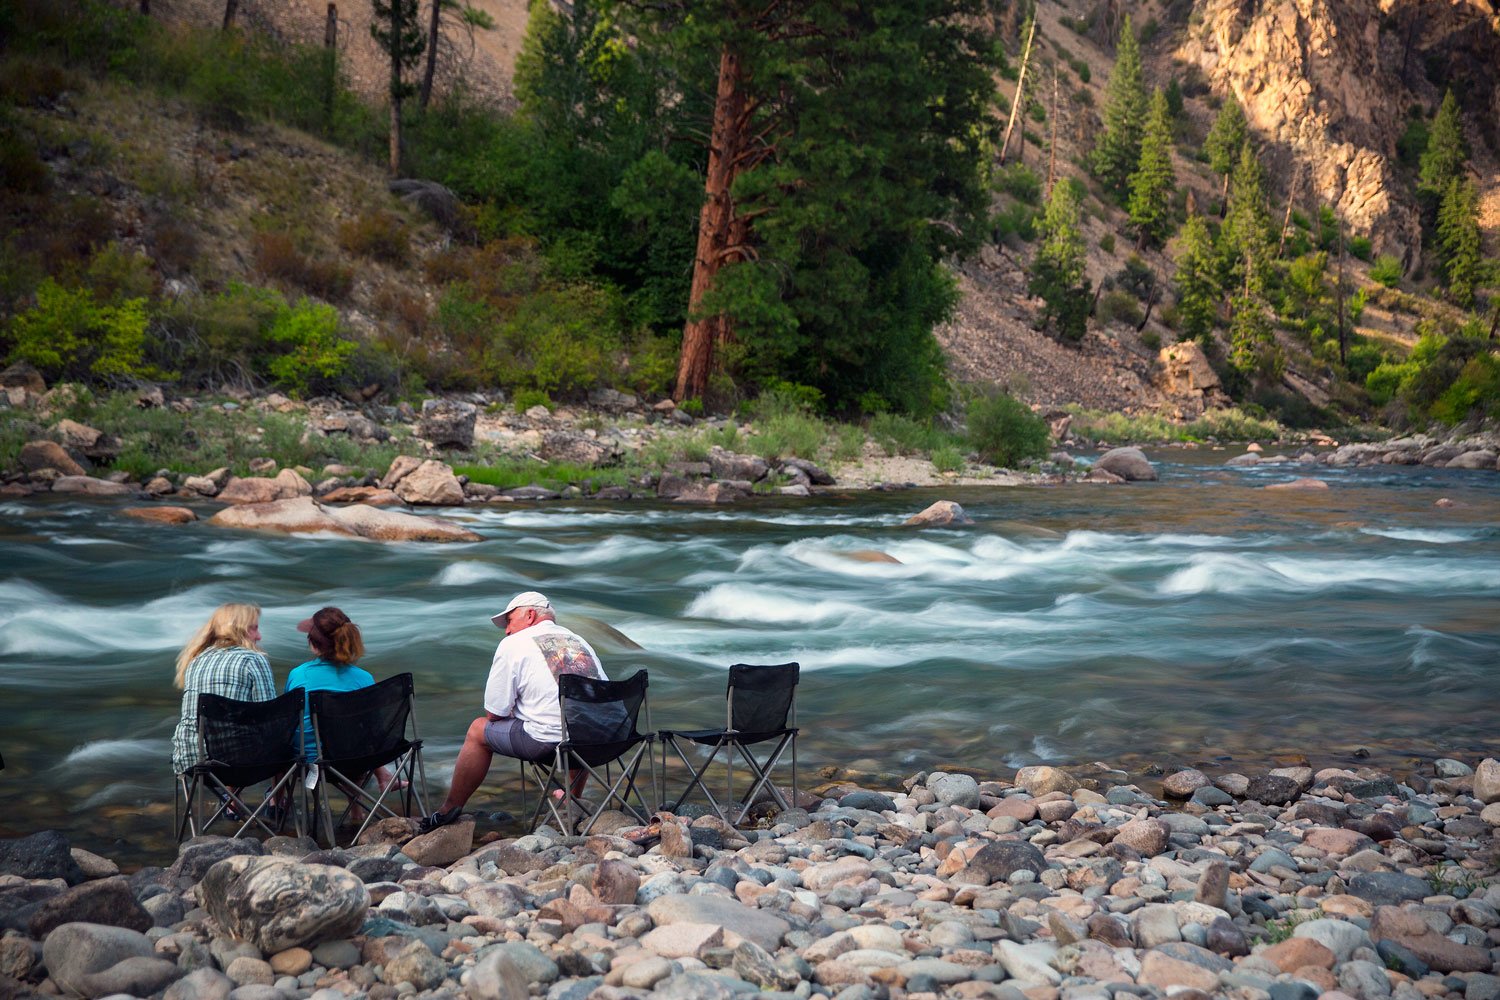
left=210, top=497, right=358, bottom=537
left=28, top=877, right=152, bottom=938
left=388, top=179, right=463, bottom=232
left=379, top=455, right=424, bottom=490
left=53, top=419, right=118, bottom=460
left=0, top=831, right=86, bottom=885
left=19, top=440, right=86, bottom=477
left=124, top=506, right=198, bottom=525
left=781, top=457, right=834, bottom=485
left=319, top=486, right=402, bottom=505
left=418, top=399, right=477, bottom=449
left=1, top=361, right=46, bottom=394
left=645, top=894, right=789, bottom=951
left=50, top=476, right=136, bottom=497
left=1474, top=758, right=1500, bottom=804
left=199, top=857, right=368, bottom=953
left=903, top=500, right=973, bottom=527
left=215, top=469, right=309, bottom=505
left=709, top=450, right=770, bottom=482
left=394, top=460, right=465, bottom=506
left=1447, top=449, right=1498, bottom=470
left=962, top=841, right=1047, bottom=885
left=1094, top=447, right=1158, bottom=482
left=41, top=922, right=173, bottom=999
left=538, top=431, right=617, bottom=467
left=1157, top=342, right=1228, bottom=418
left=324, top=503, right=481, bottom=542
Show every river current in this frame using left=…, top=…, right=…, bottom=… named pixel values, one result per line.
left=2, top=449, right=1498, bottom=860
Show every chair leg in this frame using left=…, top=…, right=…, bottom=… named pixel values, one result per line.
left=662, top=735, right=729, bottom=820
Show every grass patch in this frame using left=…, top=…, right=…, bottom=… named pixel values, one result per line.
left=1264, top=908, right=1323, bottom=945
left=930, top=444, right=964, bottom=473
left=869, top=413, right=958, bottom=456
left=453, top=460, right=629, bottom=491
left=1065, top=405, right=1284, bottom=443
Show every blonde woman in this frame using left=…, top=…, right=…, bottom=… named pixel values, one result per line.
left=170, top=603, right=274, bottom=776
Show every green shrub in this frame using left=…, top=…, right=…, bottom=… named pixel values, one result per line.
left=1141, top=329, right=1161, bottom=350
left=870, top=412, right=947, bottom=456
left=1348, top=236, right=1373, bottom=261
left=965, top=390, right=1049, bottom=467
left=6, top=278, right=155, bottom=381
left=830, top=423, right=865, bottom=463
left=337, top=210, right=409, bottom=266
left=749, top=410, right=827, bottom=461
left=930, top=444, right=964, bottom=473
left=152, top=282, right=284, bottom=387
left=264, top=298, right=356, bottom=396
left=513, top=388, right=552, bottom=412
left=679, top=397, right=705, bottom=417
left=252, top=231, right=353, bottom=302
left=997, top=163, right=1042, bottom=205
left=993, top=202, right=1037, bottom=243
left=1098, top=233, right=1116, bottom=253
left=485, top=283, right=625, bottom=395
left=454, top=460, right=629, bottom=491
left=1369, top=255, right=1402, bottom=288
left=1097, top=289, right=1144, bottom=327
left=1070, top=58, right=1090, bottom=84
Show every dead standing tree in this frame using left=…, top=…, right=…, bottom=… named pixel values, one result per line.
left=997, top=13, right=1036, bottom=167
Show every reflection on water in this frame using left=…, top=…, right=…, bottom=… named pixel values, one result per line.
left=2, top=451, right=1499, bottom=862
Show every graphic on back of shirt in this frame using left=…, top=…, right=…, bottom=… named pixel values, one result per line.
left=535, top=634, right=603, bottom=680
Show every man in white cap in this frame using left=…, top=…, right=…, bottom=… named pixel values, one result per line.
left=419, top=591, right=606, bottom=832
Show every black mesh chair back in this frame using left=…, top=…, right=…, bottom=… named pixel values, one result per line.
left=660, top=661, right=801, bottom=826
left=526, top=669, right=655, bottom=834
left=728, top=662, right=799, bottom=736
left=307, top=673, right=428, bottom=847
left=175, top=689, right=304, bottom=841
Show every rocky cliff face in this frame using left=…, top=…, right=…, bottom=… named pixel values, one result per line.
left=1175, top=0, right=1500, bottom=266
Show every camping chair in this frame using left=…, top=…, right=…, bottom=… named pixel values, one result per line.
left=524, top=670, right=655, bottom=835
left=174, top=689, right=304, bottom=841
left=659, top=662, right=799, bottom=826
left=307, top=673, right=428, bottom=847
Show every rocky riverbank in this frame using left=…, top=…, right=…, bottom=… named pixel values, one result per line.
left=3, top=758, right=1498, bottom=1000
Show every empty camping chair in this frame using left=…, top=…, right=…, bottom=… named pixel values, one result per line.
left=307, top=672, right=428, bottom=847
left=525, top=669, right=654, bottom=835
left=175, top=689, right=305, bottom=841
left=659, top=661, right=799, bottom=826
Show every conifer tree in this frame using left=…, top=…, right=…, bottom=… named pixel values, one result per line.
left=1128, top=88, right=1176, bottom=246
left=1228, top=284, right=1281, bottom=378
left=372, top=0, right=426, bottom=177
left=1090, top=15, right=1146, bottom=197
left=1203, top=97, right=1246, bottom=209
left=1030, top=182, right=1092, bottom=341
left=1436, top=176, right=1482, bottom=309
left=1172, top=215, right=1218, bottom=344
left=1419, top=90, right=1469, bottom=197
left=1220, top=142, right=1271, bottom=291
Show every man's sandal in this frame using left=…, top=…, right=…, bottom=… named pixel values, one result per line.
left=417, top=806, right=462, bottom=834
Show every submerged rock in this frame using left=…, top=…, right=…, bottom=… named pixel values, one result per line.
left=902, top=500, right=972, bottom=526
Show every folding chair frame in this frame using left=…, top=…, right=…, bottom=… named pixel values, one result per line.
left=173, top=689, right=306, bottom=841
left=523, top=672, right=656, bottom=835
left=308, top=675, right=429, bottom=847
left=660, top=663, right=799, bottom=827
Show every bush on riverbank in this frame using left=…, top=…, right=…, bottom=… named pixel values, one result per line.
left=1366, top=328, right=1500, bottom=427
left=1065, top=405, right=1285, bottom=444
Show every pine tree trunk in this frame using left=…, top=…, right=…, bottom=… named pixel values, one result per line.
left=139, top=0, right=150, bottom=16
left=324, top=2, right=337, bottom=47
left=419, top=0, right=440, bottom=110
left=1276, top=164, right=1301, bottom=259
left=323, top=3, right=338, bottom=124
left=1335, top=217, right=1348, bottom=366
left=1219, top=172, right=1230, bottom=218
left=676, top=45, right=749, bottom=403
left=998, top=17, right=1035, bottom=167
left=222, top=0, right=238, bottom=29
left=388, top=0, right=403, bottom=177
left=1046, top=65, right=1058, bottom=197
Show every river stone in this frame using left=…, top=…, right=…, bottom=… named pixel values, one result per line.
left=801, top=857, right=873, bottom=892
left=1369, top=906, right=1492, bottom=973
left=838, top=790, right=895, bottom=812
left=382, top=939, right=447, bottom=990
left=902, top=501, right=972, bottom=527
left=50, top=475, right=136, bottom=496
left=200, top=857, right=368, bottom=953
left=928, top=773, right=980, bottom=808
left=1447, top=449, right=1498, bottom=469
left=170, top=838, right=265, bottom=882
left=321, top=502, right=482, bottom=543
left=1194, top=861, right=1230, bottom=910
left=646, top=894, right=790, bottom=950
left=28, top=876, right=151, bottom=938
left=400, top=818, right=475, bottom=866
left=224, top=956, right=273, bottom=987
left=1114, top=818, right=1170, bottom=857
left=1243, top=773, right=1301, bottom=805
left=379, top=455, right=423, bottom=490
left=1094, top=446, right=1158, bottom=482
left=589, top=859, right=640, bottom=905
left=394, top=459, right=465, bottom=505
left=165, top=967, right=234, bottom=1000
left=418, top=399, right=477, bottom=449
left=1162, top=769, right=1210, bottom=798
left=1474, top=758, right=1500, bottom=804
left=1137, top=951, right=1218, bottom=992
left=20, top=440, right=87, bottom=476
left=994, top=940, right=1061, bottom=986
left=475, top=942, right=557, bottom=985
left=709, top=451, right=769, bottom=482
left=0, top=830, right=86, bottom=884
left=1262, top=937, right=1336, bottom=973
left=1263, top=477, right=1329, bottom=491
left=539, top=431, right=616, bottom=467
left=1348, top=871, right=1432, bottom=906
left=124, top=505, right=197, bottom=524
left=963, top=841, right=1047, bottom=885
left=209, top=497, right=358, bottom=537
left=1132, top=904, right=1181, bottom=948
left=1014, top=766, right=1078, bottom=795
left=42, top=922, right=157, bottom=996
left=1291, top=918, right=1373, bottom=961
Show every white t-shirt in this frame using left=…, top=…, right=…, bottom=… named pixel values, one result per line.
left=483, top=619, right=606, bottom=742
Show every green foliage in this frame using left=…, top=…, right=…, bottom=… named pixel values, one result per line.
left=5, top=279, right=155, bottom=382
left=1221, top=144, right=1272, bottom=295
left=1091, top=15, right=1147, bottom=196
left=512, top=388, right=552, bottom=412
left=337, top=210, right=409, bottom=265
left=265, top=299, right=356, bottom=396
left=1264, top=909, right=1323, bottom=946
left=1127, top=89, right=1177, bottom=245
left=1065, top=404, right=1284, bottom=443
left=1370, top=255, right=1403, bottom=288
left=997, top=164, right=1043, bottom=205
left=1397, top=114, right=1429, bottom=170
left=1347, top=236, right=1373, bottom=262
left=485, top=283, right=625, bottom=395
left=1435, top=176, right=1482, bottom=308
left=1097, top=289, right=1143, bottom=327
left=869, top=412, right=954, bottom=456
left=748, top=409, right=828, bottom=462
left=1419, top=90, right=1468, bottom=197
left=930, top=444, right=964, bottom=473
left=454, top=459, right=628, bottom=491
left=370, top=0, right=426, bottom=101
left=1172, top=216, right=1219, bottom=344
left=1030, top=182, right=1092, bottom=341
left=1368, top=330, right=1500, bottom=424
left=965, top=389, right=1049, bottom=467
left=1229, top=294, right=1283, bottom=380
left=1098, top=233, right=1116, bottom=254
left=993, top=202, right=1038, bottom=243
left=1204, top=98, right=1247, bottom=179
left=1163, top=78, right=1183, bottom=119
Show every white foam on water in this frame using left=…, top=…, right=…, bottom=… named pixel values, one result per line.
left=58, top=738, right=166, bottom=770
left=532, top=534, right=675, bottom=566
left=76, top=782, right=158, bottom=811
left=1360, top=527, right=1475, bottom=544
left=684, top=583, right=870, bottom=625
left=432, top=561, right=512, bottom=586
left=0, top=585, right=247, bottom=656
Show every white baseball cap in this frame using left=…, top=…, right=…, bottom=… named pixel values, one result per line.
left=490, top=591, right=552, bottom=628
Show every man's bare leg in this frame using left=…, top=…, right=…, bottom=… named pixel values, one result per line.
left=436, top=716, right=495, bottom=814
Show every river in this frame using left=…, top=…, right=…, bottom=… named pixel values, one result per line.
left=2, top=448, right=1498, bottom=862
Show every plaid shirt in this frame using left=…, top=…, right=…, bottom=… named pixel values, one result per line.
left=171, top=645, right=275, bottom=774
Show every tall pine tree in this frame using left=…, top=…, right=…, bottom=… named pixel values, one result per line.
left=1436, top=176, right=1482, bottom=309
left=1219, top=142, right=1271, bottom=292
left=1172, top=215, right=1218, bottom=344
left=1128, top=88, right=1176, bottom=246
left=1090, top=14, right=1145, bottom=197
left=371, top=0, right=426, bottom=177
left=1030, top=182, right=1092, bottom=342
left=1419, top=90, right=1468, bottom=197
left=1203, top=97, right=1246, bottom=211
